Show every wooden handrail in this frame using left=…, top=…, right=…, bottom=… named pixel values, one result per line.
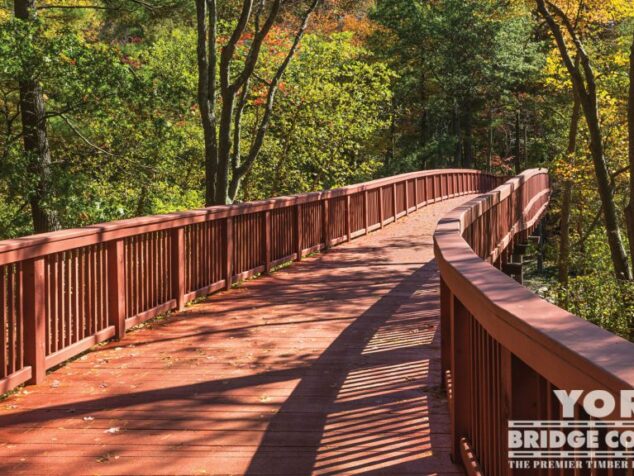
left=0, top=169, right=502, bottom=394
left=0, top=169, right=484, bottom=265
left=434, top=169, right=634, bottom=474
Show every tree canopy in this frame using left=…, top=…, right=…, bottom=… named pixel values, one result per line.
left=2, top=0, right=634, bottom=336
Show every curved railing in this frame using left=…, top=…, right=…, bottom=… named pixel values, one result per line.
left=434, top=169, right=634, bottom=474
left=0, top=169, right=503, bottom=393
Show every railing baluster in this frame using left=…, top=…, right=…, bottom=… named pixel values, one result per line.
left=379, top=187, right=384, bottom=228
left=363, top=190, right=369, bottom=235
left=323, top=198, right=330, bottom=249
left=171, top=228, right=186, bottom=310
left=345, top=195, right=351, bottom=242
left=264, top=210, right=271, bottom=273
left=225, top=217, right=234, bottom=290
left=451, top=296, right=472, bottom=462
left=24, top=257, right=46, bottom=384
left=404, top=180, right=410, bottom=215
left=440, top=277, right=452, bottom=386
left=107, top=240, right=126, bottom=339
left=392, top=183, right=397, bottom=221
left=295, top=204, right=303, bottom=261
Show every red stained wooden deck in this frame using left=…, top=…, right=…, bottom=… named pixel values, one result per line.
left=0, top=196, right=472, bottom=475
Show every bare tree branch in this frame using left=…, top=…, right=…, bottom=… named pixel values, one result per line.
left=229, top=0, right=321, bottom=199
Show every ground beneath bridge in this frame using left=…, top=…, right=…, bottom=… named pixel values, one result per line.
left=0, top=196, right=474, bottom=475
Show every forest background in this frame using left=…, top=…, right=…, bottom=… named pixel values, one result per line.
left=2, top=0, right=634, bottom=337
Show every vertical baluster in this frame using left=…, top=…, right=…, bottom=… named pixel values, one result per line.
left=17, top=265, right=23, bottom=371
left=63, top=253, right=71, bottom=347
left=171, top=228, right=185, bottom=310
left=49, top=256, right=58, bottom=354
left=323, top=199, right=330, bottom=249
left=378, top=187, right=384, bottom=228
left=440, top=277, right=452, bottom=385
left=295, top=204, right=303, bottom=261
left=24, top=258, right=46, bottom=384
left=225, top=217, right=234, bottom=290
left=405, top=180, right=410, bottom=215
left=71, top=251, right=78, bottom=343
left=345, top=195, right=351, bottom=242
left=451, top=296, right=472, bottom=461
left=144, top=234, right=150, bottom=312
left=87, top=247, right=94, bottom=337
left=392, top=183, right=397, bottom=221
left=264, top=210, right=272, bottom=273
left=107, top=240, right=126, bottom=340
left=0, top=267, right=5, bottom=378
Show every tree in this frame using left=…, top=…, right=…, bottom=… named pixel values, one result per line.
left=558, top=84, right=580, bottom=286
left=195, top=0, right=321, bottom=205
left=244, top=33, right=393, bottom=198
left=13, top=0, right=59, bottom=233
left=627, top=33, right=634, bottom=272
left=537, top=0, right=632, bottom=280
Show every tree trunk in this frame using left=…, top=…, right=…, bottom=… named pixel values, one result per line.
left=487, top=110, right=493, bottom=172
left=514, top=109, right=521, bottom=175
left=625, top=33, right=634, bottom=341
left=195, top=0, right=218, bottom=207
left=462, top=105, right=473, bottom=169
left=559, top=92, right=581, bottom=287
left=522, top=123, right=529, bottom=170
left=583, top=96, right=631, bottom=280
left=453, top=103, right=462, bottom=167
left=385, top=96, right=396, bottom=171
left=215, top=88, right=235, bottom=205
left=626, top=33, right=634, bottom=272
left=15, top=0, right=59, bottom=234
left=536, top=0, right=632, bottom=280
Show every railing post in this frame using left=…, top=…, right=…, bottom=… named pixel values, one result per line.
left=405, top=180, right=410, bottom=216
left=414, top=178, right=419, bottom=210
left=295, top=204, right=303, bottom=261
left=24, top=257, right=46, bottom=384
left=500, top=348, right=513, bottom=474
left=225, top=217, right=233, bottom=290
left=392, top=183, right=397, bottom=221
left=363, top=190, right=369, bottom=235
left=440, top=277, right=451, bottom=386
left=264, top=210, right=271, bottom=273
left=323, top=198, right=330, bottom=249
left=171, top=227, right=186, bottom=310
left=379, top=187, right=384, bottom=228
left=423, top=177, right=428, bottom=205
left=107, top=239, right=126, bottom=340
left=502, top=350, right=547, bottom=474
left=451, top=296, right=472, bottom=463
left=345, top=195, right=351, bottom=242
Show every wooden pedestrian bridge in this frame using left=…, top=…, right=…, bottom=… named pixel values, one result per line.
left=1, top=168, right=634, bottom=475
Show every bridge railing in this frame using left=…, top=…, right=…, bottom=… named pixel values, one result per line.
left=0, top=169, right=503, bottom=393
left=434, top=169, right=634, bottom=474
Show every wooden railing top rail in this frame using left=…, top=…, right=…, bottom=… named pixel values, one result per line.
left=434, top=168, right=634, bottom=403
left=0, top=168, right=483, bottom=266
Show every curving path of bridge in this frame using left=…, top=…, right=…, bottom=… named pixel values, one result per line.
left=0, top=196, right=474, bottom=475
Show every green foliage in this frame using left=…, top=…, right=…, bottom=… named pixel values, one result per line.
left=370, top=0, right=548, bottom=172
left=245, top=33, right=393, bottom=198
left=537, top=273, right=634, bottom=339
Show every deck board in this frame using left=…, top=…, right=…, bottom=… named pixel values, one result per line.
left=0, top=196, right=473, bottom=475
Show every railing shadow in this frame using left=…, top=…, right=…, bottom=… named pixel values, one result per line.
left=0, top=200, right=468, bottom=474
left=245, top=260, right=452, bottom=475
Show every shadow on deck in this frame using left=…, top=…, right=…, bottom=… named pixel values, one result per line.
left=0, top=197, right=472, bottom=475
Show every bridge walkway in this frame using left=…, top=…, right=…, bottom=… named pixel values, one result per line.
left=0, top=196, right=474, bottom=475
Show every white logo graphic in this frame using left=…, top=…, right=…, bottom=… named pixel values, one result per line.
left=508, top=390, right=634, bottom=469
